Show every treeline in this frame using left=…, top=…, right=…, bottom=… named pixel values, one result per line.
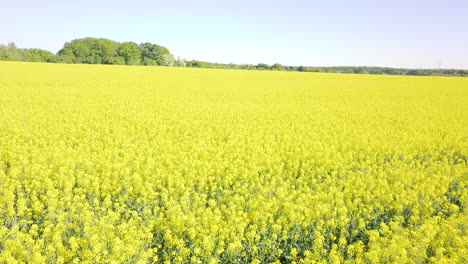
left=0, top=38, right=174, bottom=66
left=184, top=60, right=468, bottom=77
left=1, top=38, right=467, bottom=77
left=0, top=42, right=55, bottom=63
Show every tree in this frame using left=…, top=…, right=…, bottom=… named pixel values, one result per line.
left=140, top=42, right=173, bottom=66
left=58, top=39, right=90, bottom=63
left=174, top=57, right=186, bottom=67
left=107, top=56, right=126, bottom=65
left=256, top=63, right=270, bottom=70
left=91, top=38, right=119, bottom=64
left=407, top=69, right=419, bottom=76
left=271, top=63, right=284, bottom=71
left=353, top=67, right=369, bottom=74
left=1, top=42, right=25, bottom=61
left=56, top=47, right=76, bottom=63
left=117, top=41, right=141, bottom=65
left=161, top=54, right=174, bottom=66
left=0, top=44, right=9, bottom=60
left=186, top=60, right=203, bottom=67
left=57, top=38, right=119, bottom=64
left=7, top=42, right=17, bottom=49
left=25, top=48, right=54, bottom=62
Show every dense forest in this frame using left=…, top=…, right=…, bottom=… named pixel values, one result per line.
left=1, top=38, right=467, bottom=77
left=0, top=38, right=175, bottom=66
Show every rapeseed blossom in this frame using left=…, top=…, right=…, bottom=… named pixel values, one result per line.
left=0, top=61, right=467, bottom=263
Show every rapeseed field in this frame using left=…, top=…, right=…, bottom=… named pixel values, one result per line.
left=0, top=61, right=467, bottom=263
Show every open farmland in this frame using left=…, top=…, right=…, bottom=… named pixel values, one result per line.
left=0, top=61, right=467, bottom=263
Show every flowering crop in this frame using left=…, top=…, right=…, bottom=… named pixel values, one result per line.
left=0, top=61, right=467, bottom=263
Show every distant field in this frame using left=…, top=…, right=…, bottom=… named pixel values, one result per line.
left=0, top=61, right=467, bottom=263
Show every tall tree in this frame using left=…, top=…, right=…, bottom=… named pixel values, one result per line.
left=57, top=38, right=119, bottom=64
left=117, top=42, right=141, bottom=65
left=25, top=48, right=54, bottom=62
left=139, top=42, right=173, bottom=66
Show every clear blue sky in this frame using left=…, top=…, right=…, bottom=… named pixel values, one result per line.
left=1, top=0, right=467, bottom=69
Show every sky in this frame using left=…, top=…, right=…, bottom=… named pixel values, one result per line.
left=1, top=0, right=467, bottom=69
